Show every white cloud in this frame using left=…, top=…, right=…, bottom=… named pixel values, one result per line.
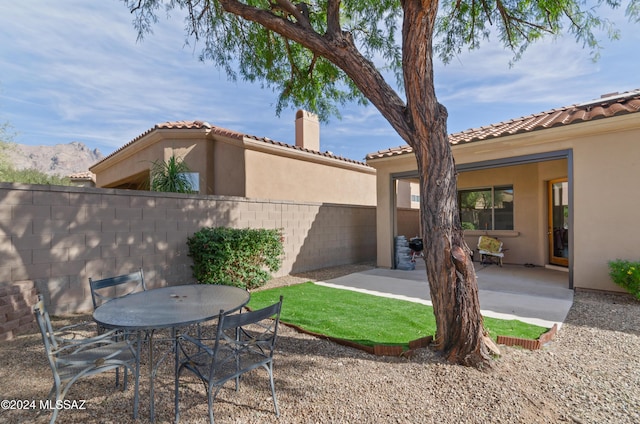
left=434, top=8, right=640, bottom=132
left=0, top=1, right=638, bottom=160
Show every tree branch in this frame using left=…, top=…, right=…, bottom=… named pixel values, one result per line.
left=401, top=0, right=441, bottom=145
left=218, top=0, right=411, bottom=141
left=130, top=0, right=143, bottom=13
left=270, top=0, right=313, bottom=29
left=326, top=0, right=341, bottom=37
left=495, top=0, right=553, bottom=47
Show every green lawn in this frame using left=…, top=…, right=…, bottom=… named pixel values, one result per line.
left=248, top=282, right=549, bottom=349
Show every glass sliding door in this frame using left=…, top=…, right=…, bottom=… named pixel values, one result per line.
left=548, top=178, right=569, bottom=267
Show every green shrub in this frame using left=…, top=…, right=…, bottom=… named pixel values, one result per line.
left=461, top=221, right=476, bottom=230
left=0, top=165, right=72, bottom=185
left=608, top=259, right=640, bottom=300
left=187, top=227, right=284, bottom=290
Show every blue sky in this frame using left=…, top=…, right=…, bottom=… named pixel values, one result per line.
left=0, top=1, right=638, bottom=162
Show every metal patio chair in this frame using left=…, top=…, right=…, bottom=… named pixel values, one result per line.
left=477, top=235, right=507, bottom=267
left=33, top=295, right=139, bottom=424
left=175, top=296, right=284, bottom=424
left=89, top=269, right=147, bottom=336
left=89, top=268, right=147, bottom=311
left=89, top=268, right=148, bottom=386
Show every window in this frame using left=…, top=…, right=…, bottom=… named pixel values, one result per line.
left=458, top=185, right=513, bottom=230
left=180, top=172, right=200, bottom=193
left=411, top=194, right=420, bottom=203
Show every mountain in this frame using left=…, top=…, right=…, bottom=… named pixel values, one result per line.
left=4, top=142, right=104, bottom=177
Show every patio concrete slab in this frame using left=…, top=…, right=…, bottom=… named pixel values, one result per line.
left=316, top=262, right=574, bottom=329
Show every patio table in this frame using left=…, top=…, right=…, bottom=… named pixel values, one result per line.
left=93, top=284, right=250, bottom=422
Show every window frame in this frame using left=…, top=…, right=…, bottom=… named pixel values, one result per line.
left=458, top=185, right=514, bottom=231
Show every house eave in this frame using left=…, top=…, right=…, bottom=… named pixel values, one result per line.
left=217, top=135, right=376, bottom=174
left=453, top=112, right=640, bottom=156
left=367, top=111, right=640, bottom=166
left=89, top=127, right=211, bottom=173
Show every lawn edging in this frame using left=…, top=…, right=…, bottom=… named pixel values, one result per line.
left=278, top=320, right=557, bottom=356
left=496, top=323, right=558, bottom=350
left=279, top=320, right=434, bottom=357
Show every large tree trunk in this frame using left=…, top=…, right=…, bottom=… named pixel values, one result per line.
left=414, top=119, right=491, bottom=367
left=402, top=0, right=491, bottom=367
left=213, top=0, right=493, bottom=367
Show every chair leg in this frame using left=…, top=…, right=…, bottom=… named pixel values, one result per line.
left=207, top=389, right=215, bottom=424
left=134, top=331, right=141, bottom=420
left=268, top=362, right=279, bottom=417
left=49, top=386, right=64, bottom=424
left=49, top=406, right=60, bottom=424
left=174, top=328, right=181, bottom=424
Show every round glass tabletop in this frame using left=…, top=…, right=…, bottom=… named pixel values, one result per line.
left=93, top=284, right=250, bottom=330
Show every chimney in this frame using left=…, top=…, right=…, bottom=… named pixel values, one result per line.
left=295, top=109, right=320, bottom=151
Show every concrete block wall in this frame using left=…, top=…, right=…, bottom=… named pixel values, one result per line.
left=396, top=208, right=420, bottom=240
left=0, top=183, right=375, bottom=340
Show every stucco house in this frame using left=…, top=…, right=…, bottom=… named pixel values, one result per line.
left=366, top=89, right=640, bottom=293
left=90, top=110, right=376, bottom=206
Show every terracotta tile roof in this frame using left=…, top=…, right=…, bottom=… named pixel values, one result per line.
left=93, top=121, right=214, bottom=166
left=93, top=120, right=369, bottom=168
left=68, top=171, right=95, bottom=180
left=243, top=134, right=368, bottom=165
left=155, top=120, right=212, bottom=130
left=365, top=89, right=640, bottom=160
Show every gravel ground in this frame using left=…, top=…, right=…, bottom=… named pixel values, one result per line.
left=1, top=263, right=639, bottom=424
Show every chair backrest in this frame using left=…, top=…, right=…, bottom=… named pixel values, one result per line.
left=33, top=295, right=61, bottom=378
left=211, top=296, right=283, bottom=378
left=89, top=269, right=146, bottom=309
left=477, top=236, right=503, bottom=254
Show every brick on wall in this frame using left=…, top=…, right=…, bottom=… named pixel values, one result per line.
left=0, top=281, right=38, bottom=341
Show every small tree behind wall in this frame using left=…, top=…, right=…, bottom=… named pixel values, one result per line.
left=150, top=154, right=195, bottom=193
